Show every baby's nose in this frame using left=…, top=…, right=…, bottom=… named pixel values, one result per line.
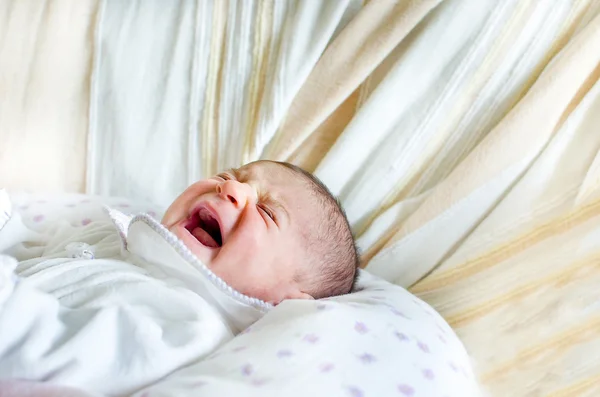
left=216, top=180, right=253, bottom=207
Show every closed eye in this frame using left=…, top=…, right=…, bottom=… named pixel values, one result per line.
left=258, top=204, right=275, bottom=221
left=216, top=172, right=234, bottom=181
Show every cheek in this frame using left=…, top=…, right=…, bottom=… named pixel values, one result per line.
left=217, top=212, right=270, bottom=269
left=229, top=214, right=264, bottom=253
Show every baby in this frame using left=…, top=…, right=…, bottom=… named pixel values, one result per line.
left=0, top=161, right=359, bottom=395
left=162, top=160, right=359, bottom=304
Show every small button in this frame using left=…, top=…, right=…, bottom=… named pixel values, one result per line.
left=65, top=242, right=95, bottom=260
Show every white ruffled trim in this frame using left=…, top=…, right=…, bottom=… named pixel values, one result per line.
left=102, top=205, right=133, bottom=254
left=128, top=214, right=272, bottom=313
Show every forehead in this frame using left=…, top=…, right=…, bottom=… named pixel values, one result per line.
left=237, top=161, right=318, bottom=215
left=240, top=161, right=305, bottom=193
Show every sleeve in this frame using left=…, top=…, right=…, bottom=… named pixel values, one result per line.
left=0, top=254, right=232, bottom=396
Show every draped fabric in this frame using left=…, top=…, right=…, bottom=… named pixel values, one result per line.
left=2, top=1, right=600, bottom=395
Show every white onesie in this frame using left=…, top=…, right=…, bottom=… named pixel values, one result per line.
left=0, top=204, right=270, bottom=396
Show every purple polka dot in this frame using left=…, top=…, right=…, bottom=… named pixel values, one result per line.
left=320, top=363, right=334, bottom=373
left=417, top=341, right=430, bottom=353
left=303, top=334, right=319, bottom=344
left=191, top=381, right=206, bottom=388
left=232, top=346, right=247, bottom=353
left=19, top=205, right=29, bottom=210
left=437, top=324, right=448, bottom=335
left=81, top=218, right=92, bottom=226
left=389, top=307, right=410, bottom=318
left=148, top=210, right=157, bottom=217
left=449, top=361, right=459, bottom=372
left=346, top=386, right=364, bottom=397
left=398, top=384, right=415, bottom=396
left=438, top=334, right=447, bottom=344
left=316, top=303, right=329, bottom=310
left=118, top=203, right=130, bottom=208
left=354, top=322, right=368, bottom=334
left=277, top=349, right=293, bottom=358
left=33, top=214, right=45, bottom=223
left=358, top=353, right=377, bottom=364
left=394, top=331, right=409, bottom=341
left=241, top=327, right=252, bottom=334
left=65, top=203, right=76, bottom=208
left=422, top=368, right=435, bottom=380
left=241, top=364, right=253, bottom=376
left=251, top=378, right=270, bottom=387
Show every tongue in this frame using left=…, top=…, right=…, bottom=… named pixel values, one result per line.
left=192, top=227, right=219, bottom=248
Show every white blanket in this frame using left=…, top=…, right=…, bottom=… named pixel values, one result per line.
left=0, top=205, right=267, bottom=396
left=0, top=193, right=482, bottom=396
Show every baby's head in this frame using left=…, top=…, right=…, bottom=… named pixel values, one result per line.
left=162, top=160, right=359, bottom=304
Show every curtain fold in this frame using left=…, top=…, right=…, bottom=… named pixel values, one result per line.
left=3, top=0, right=600, bottom=395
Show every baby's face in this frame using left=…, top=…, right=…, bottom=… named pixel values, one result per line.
left=162, top=161, right=315, bottom=304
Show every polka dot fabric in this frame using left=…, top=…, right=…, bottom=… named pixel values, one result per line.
left=133, top=271, right=482, bottom=397
left=8, top=193, right=163, bottom=231
left=5, top=194, right=481, bottom=396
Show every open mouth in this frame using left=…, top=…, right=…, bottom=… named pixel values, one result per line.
left=184, top=207, right=223, bottom=248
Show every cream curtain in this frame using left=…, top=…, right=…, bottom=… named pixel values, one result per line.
left=2, top=0, right=600, bottom=395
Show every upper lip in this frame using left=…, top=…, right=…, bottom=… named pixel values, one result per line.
left=188, top=201, right=224, bottom=245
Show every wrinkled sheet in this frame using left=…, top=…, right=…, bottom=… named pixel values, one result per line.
left=0, top=380, right=99, bottom=397
left=0, top=194, right=482, bottom=397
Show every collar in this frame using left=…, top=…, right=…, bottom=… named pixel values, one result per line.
left=105, top=206, right=272, bottom=332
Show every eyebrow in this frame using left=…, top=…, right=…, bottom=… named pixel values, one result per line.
left=226, top=167, right=243, bottom=180
left=228, top=166, right=290, bottom=223
left=261, top=194, right=289, bottom=223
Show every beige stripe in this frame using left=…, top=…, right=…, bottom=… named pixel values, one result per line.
left=540, top=0, right=597, bottom=74
left=287, top=89, right=361, bottom=172
left=201, top=0, right=228, bottom=176
left=363, top=6, right=600, bottom=264
left=444, top=253, right=600, bottom=328
left=380, top=11, right=600, bottom=253
left=547, top=375, right=600, bottom=397
left=481, top=316, right=600, bottom=382
left=389, top=1, right=537, bottom=198
left=491, top=0, right=597, bottom=122
left=357, top=1, right=537, bottom=247
left=265, top=0, right=443, bottom=160
left=411, top=198, right=600, bottom=293
left=242, top=0, right=273, bottom=164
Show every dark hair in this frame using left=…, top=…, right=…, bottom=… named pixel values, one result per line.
left=275, top=161, right=360, bottom=298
